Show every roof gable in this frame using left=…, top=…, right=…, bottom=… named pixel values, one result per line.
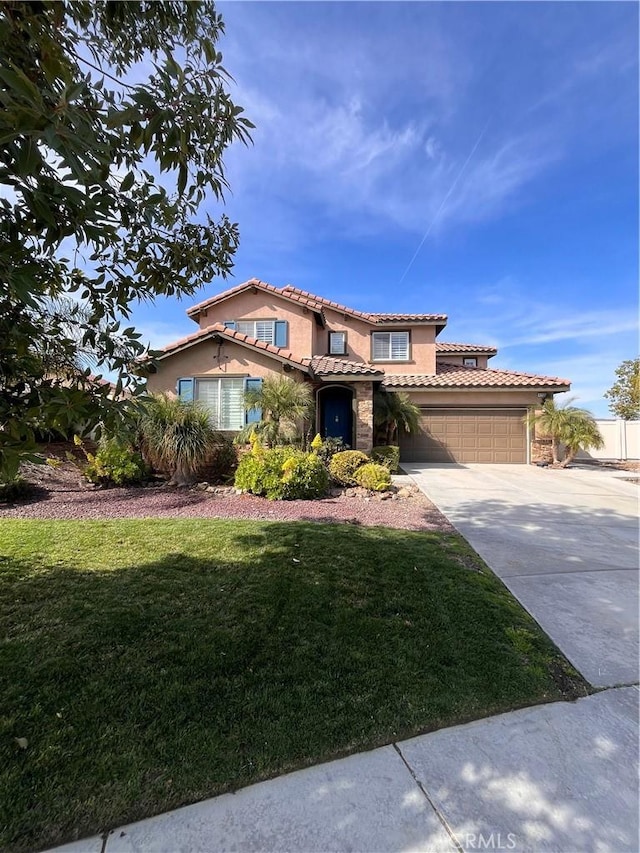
left=186, top=279, right=327, bottom=321
left=154, top=322, right=310, bottom=372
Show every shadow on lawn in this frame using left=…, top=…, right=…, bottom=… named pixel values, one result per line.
left=0, top=521, right=589, bottom=853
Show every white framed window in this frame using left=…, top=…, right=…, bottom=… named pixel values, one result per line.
left=463, top=357, right=478, bottom=367
left=329, top=331, right=347, bottom=355
left=371, top=331, right=410, bottom=361
left=235, top=320, right=275, bottom=344
left=195, top=378, right=245, bottom=430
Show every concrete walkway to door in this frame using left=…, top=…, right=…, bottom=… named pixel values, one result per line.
left=404, top=463, right=639, bottom=689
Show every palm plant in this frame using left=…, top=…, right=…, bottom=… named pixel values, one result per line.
left=373, top=390, right=420, bottom=445
left=138, top=394, right=218, bottom=486
left=239, top=376, right=314, bottom=447
left=526, top=398, right=604, bottom=467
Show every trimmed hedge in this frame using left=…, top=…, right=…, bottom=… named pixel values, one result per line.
left=328, top=450, right=369, bottom=486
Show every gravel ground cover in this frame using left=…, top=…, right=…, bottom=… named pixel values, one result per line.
left=0, top=448, right=452, bottom=532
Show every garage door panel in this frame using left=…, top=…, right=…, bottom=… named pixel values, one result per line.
left=399, top=408, right=527, bottom=464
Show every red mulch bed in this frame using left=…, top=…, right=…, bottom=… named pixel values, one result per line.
left=1, top=447, right=452, bottom=532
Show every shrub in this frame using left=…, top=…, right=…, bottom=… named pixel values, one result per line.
left=235, top=446, right=328, bottom=500
left=314, top=436, right=349, bottom=466
left=0, top=476, right=32, bottom=502
left=138, top=394, right=218, bottom=486
left=280, top=452, right=329, bottom=500
left=371, top=445, right=400, bottom=473
left=354, top=462, right=392, bottom=492
left=328, top=450, right=369, bottom=486
left=198, top=438, right=238, bottom=483
left=82, top=437, right=147, bottom=487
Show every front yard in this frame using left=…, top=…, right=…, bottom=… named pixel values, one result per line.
left=0, top=519, right=587, bottom=852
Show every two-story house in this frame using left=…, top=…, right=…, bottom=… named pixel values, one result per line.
left=146, top=278, right=570, bottom=464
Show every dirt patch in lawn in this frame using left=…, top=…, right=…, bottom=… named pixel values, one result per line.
left=1, top=445, right=452, bottom=532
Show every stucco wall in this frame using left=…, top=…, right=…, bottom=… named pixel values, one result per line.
left=147, top=338, right=306, bottom=396
left=405, top=389, right=542, bottom=407
left=316, top=307, right=437, bottom=373
left=195, top=291, right=315, bottom=357
left=435, top=354, right=490, bottom=369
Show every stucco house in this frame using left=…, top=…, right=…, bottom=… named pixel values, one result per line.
left=146, top=278, right=570, bottom=464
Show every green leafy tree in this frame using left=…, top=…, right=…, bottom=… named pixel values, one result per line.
left=604, top=358, right=640, bottom=420
left=240, top=376, right=314, bottom=447
left=0, top=1, right=253, bottom=479
left=373, top=390, right=420, bottom=445
left=527, top=398, right=604, bottom=466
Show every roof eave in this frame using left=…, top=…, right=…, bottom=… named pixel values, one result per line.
left=155, top=330, right=311, bottom=374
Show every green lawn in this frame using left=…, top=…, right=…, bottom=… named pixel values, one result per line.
left=0, top=519, right=587, bottom=852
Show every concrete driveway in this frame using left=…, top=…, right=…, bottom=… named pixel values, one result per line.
left=405, top=463, right=639, bottom=688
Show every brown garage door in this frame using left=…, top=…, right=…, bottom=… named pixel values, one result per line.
left=399, top=408, right=527, bottom=463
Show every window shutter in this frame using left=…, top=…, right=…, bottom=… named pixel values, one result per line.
left=177, top=378, right=194, bottom=402
left=274, top=320, right=288, bottom=348
left=224, top=321, right=236, bottom=330
left=244, top=377, right=263, bottom=424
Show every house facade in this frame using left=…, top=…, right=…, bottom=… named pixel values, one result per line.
left=146, top=279, right=570, bottom=464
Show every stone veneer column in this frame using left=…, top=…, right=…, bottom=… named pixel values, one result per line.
left=355, top=382, right=374, bottom=452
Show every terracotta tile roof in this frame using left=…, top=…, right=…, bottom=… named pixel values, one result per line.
left=369, top=313, right=448, bottom=323
left=187, top=279, right=327, bottom=318
left=187, top=281, right=447, bottom=328
left=382, top=362, right=571, bottom=390
left=156, top=322, right=310, bottom=371
left=436, top=342, right=498, bottom=355
left=309, top=356, right=384, bottom=377
left=282, top=286, right=447, bottom=325
left=281, top=285, right=376, bottom=322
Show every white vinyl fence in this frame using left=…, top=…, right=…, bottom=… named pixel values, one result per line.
left=576, top=419, right=640, bottom=461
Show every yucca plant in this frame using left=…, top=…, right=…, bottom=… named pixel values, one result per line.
left=238, top=375, right=314, bottom=447
left=373, top=390, right=420, bottom=445
left=138, top=394, right=218, bottom=486
left=526, top=398, right=604, bottom=467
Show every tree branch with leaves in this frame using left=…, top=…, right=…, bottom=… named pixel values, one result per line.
left=0, top=0, right=253, bottom=479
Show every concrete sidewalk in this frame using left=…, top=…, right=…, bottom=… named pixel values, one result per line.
left=405, top=464, right=639, bottom=688
left=53, top=688, right=638, bottom=853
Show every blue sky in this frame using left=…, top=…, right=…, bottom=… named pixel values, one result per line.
left=131, top=1, right=639, bottom=417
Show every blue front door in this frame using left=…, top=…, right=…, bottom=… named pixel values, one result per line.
left=322, top=389, right=353, bottom=445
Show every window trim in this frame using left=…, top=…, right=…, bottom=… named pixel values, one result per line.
left=194, top=376, right=245, bottom=431
left=370, top=330, right=411, bottom=362
left=234, top=318, right=277, bottom=344
left=463, top=357, right=478, bottom=367
left=328, top=330, right=347, bottom=356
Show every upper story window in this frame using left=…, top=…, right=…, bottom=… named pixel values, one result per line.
left=463, top=357, right=478, bottom=367
left=235, top=319, right=275, bottom=344
left=226, top=319, right=288, bottom=348
left=371, top=331, right=410, bottom=361
left=329, top=331, right=347, bottom=355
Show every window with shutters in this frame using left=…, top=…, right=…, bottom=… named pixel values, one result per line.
left=235, top=320, right=275, bottom=343
left=371, top=331, right=410, bottom=361
left=195, top=378, right=245, bottom=430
